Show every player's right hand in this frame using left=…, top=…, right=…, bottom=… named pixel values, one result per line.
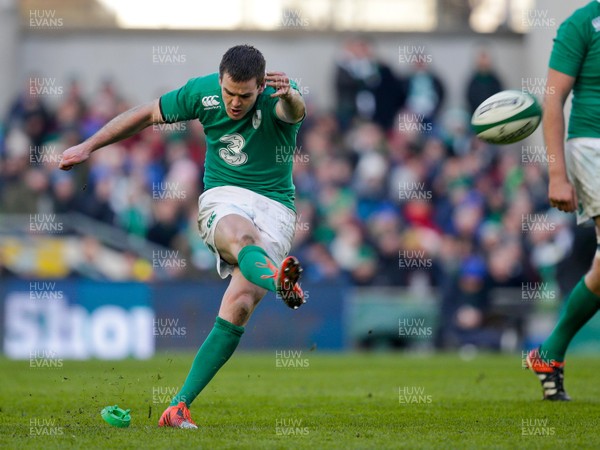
left=548, top=178, right=577, bottom=212
left=59, top=144, right=92, bottom=171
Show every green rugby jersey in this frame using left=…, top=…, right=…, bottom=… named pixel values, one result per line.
left=160, top=72, right=303, bottom=211
left=549, top=0, right=600, bottom=139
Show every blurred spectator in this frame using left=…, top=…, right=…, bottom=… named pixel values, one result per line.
left=147, top=200, right=182, bottom=249
left=466, top=47, right=504, bottom=115
left=334, top=35, right=404, bottom=131
left=5, top=76, right=53, bottom=146
left=51, top=173, right=82, bottom=214
left=80, top=175, right=116, bottom=225
left=437, top=254, right=503, bottom=350
left=2, top=167, right=52, bottom=214
left=404, top=59, right=445, bottom=127
left=330, top=220, right=377, bottom=285
left=56, top=78, right=87, bottom=132
left=301, top=242, right=343, bottom=283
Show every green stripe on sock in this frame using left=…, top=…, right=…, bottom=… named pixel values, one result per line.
left=170, top=317, right=244, bottom=407
left=237, top=245, right=278, bottom=292
left=541, top=277, right=600, bottom=363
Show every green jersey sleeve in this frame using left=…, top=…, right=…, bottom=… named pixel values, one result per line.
left=549, top=9, right=590, bottom=77
left=548, top=2, right=600, bottom=139
left=159, top=74, right=218, bottom=123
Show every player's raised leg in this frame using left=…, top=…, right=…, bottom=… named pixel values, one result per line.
left=215, top=214, right=305, bottom=309
left=527, top=216, right=600, bottom=400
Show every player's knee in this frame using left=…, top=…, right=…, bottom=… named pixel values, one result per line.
left=231, top=232, right=264, bottom=257
left=238, top=233, right=257, bottom=248
left=219, top=230, right=262, bottom=263
left=232, top=292, right=260, bottom=322
left=584, top=256, right=600, bottom=293
left=589, top=256, right=600, bottom=279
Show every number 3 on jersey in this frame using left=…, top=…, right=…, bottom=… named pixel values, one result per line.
left=219, top=133, right=248, bottom=166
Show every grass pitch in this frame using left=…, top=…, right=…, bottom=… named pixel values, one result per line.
left=1, top=352, right=600, bottom=449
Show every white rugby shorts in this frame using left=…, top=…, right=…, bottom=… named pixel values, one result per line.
left=565, top=138, right=600, bottom=225
left=197, top=186, right=296, bottom=278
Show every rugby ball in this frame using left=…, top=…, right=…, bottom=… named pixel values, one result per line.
left=471, top=90, right=542, bottom=144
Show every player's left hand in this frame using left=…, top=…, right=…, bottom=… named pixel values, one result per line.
left=265, top=71, right=293, bottom=99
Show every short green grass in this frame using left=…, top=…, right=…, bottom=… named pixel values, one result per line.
left=1, top=352, right=599, bottom=449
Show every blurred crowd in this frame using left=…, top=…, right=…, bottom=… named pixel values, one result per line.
left=1, top=37, right=593, bottom=350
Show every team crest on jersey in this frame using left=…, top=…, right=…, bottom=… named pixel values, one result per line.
left=252, top=110, right=262, bottom=129
left=593, top=16, right=600, bottom=32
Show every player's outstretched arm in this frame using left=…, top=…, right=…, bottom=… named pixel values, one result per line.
left=266, top=71, right=306, bottom=124
left=59, top=98, right=164, bottom=171
left=543, top=68, right=577, bottom=212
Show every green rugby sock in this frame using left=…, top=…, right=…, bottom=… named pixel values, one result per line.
left=540, top=277, right=600, bottom=363
left=171, top=317, right=244, bottom=407
left=237, top=245, right=278, bottom=292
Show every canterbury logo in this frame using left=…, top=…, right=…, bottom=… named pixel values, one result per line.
left=207, top=212, right=217, bottom=229
left=201, top=95, right=220, bottom=108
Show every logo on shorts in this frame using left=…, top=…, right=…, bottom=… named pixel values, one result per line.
left=207, top=212, right=217, bottom=229
left=202, top=95, right=220, bottom=109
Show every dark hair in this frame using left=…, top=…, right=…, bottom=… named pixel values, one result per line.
left=219, top=45, right=266, bottom=86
